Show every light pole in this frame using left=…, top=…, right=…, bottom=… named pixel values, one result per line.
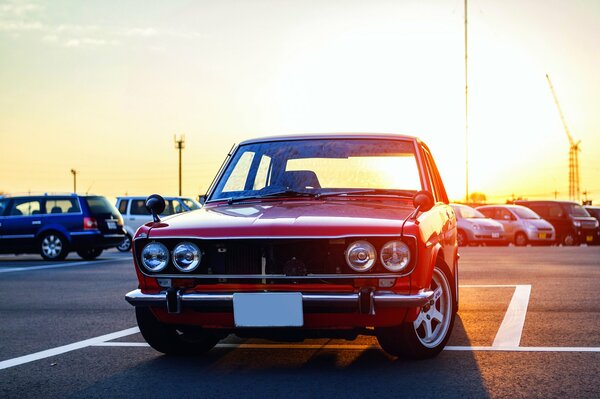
left=464, top=0, right=469, bottom=203
left=70, top=169, right=77, bottom=193
left=174, top=135, right=185, bottom=196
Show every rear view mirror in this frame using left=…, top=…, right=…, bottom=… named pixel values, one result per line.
left=146, top=194, right=166, bottom=222
left=413, top=190, right=435, bottom=212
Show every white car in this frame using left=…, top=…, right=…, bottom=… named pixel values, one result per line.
left=114, top=196, right=201, bottom=251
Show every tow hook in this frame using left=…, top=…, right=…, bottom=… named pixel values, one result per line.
left=166, top=288, right=182, bottom=314
left=358, top=287, right=376, bottom=315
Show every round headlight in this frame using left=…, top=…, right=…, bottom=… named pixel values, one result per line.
left=345, top=240, right=376, bottom=272
left=172, top=242, right=201, bottom=272
left=380, top=240, right=410, bottom=272
left=141, top=242, right=169, bottom=272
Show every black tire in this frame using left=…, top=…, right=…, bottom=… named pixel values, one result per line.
left=457, top=230, right=468, bottom=247
left=117, top=235, right=132, bottom=252
left=514, top=232, right=528, bottom=247
left=136, top=307, right=219, bottom=355
left=376, top=265, right=456, bottom=359
left=77, top=248, right=103, bottom=260
left=562, top=233, right=577, bottom=246
left=39, top=232, right=69, bottom=261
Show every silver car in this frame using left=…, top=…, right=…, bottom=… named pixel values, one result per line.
left=477, top=204, right=555, bottom=246
left=450, top=204, right=506, bottom=246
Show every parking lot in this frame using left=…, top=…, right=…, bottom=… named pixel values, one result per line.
left=1, top=246, right=599, bottom=398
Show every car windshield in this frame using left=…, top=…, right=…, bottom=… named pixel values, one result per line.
left=209, top=139, right=422, bottom=201
left=567, top=204, right=590, bottom=217
left=512, top=207, right=540, bottom=219
left=453, top=205, right=486, bottom=219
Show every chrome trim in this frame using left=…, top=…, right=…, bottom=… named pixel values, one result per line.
left=103, top=234, right=125, bottom=238
left=129, top=272, right=410, bottom=280
left=133, top=233, right=418, bottom=241
left=125, top=289, right=433, bottom=312
left=0, top=234, right=35, bottom=239
left=70, top=231, right=100, bottom=235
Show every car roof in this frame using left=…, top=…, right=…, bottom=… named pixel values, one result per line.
left=238, top=132, right=419, bottom=145
left=116, top=196, right=191, bottom=200
left=515, top=200, right=579, bottom=205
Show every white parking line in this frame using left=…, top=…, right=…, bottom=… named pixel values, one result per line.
left=0, top=327, right=140, bottom=370
left=492, top=285, right=531, bottom=347
left=0, top=258, right=130, bottom=274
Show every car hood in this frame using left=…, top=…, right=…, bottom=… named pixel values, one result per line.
left=145, top=200, right=416, bottom=239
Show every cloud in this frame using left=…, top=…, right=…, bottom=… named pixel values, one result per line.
left=0, top=2, right=42, bottom=17
left=0, top=20, right=43, bottom=31
left=123, top=27, right=158, bottom=37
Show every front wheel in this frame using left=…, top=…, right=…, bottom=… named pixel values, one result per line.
left=77, top=248, right=103, bottom=260
left=457, top=230, right=468, bottom=247
left=514, top=232, right=528, bottom=247
left=376, top=266, right=456, bottom=359
left=136, top=307, right=219, bottom=355
left=117, top=235, right=132, bottom=252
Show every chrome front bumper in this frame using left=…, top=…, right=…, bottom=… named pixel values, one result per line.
left=125, top=289, right=434, bottom=315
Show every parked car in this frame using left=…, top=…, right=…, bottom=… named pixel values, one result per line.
left=477, top=204, right=555, bottom=246
left=125, top=133, right=459, bottom=359
left=515, top=200, right=599, bottom=246
left=450, top=204, right=506, bottom=246
left=0, top=194, right=125, bottom=260
left=114, top=196, right=201, bottom=252
left=584, top=206, right=600, bottom=245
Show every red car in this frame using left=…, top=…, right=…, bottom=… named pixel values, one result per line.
left=126, top=133, right=458, bottom=359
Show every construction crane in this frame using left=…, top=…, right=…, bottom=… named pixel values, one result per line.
left=546, top=74, right=581, bottom=201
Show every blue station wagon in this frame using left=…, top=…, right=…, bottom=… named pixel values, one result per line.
left=0, top=194, right=126, bottom=260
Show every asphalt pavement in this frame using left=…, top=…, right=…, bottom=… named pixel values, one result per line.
left=1, top=246, right=599, bottom=398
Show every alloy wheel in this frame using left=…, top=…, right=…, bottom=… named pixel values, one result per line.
left=41, top=235, right=63, bottom=259
left=413, top=267, right=453, bottom=349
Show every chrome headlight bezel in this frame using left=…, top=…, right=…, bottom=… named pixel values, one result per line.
left=380, top=240, right=411, bottom=272
left=141, top=242, right=170, bottom=272
left=172, top=241, right=202, bottom=272
left=345, top=240, right=376, bottom=272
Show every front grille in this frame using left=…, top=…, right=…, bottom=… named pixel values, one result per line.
left=582, top=221, right=597, bottom=229
left=482, top=225, right=502, bottom=231
left=134, top=236, right=418, bottom=277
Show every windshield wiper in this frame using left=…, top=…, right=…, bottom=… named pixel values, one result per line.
left=226, top=189, right=317, bottom=204
left=315, top=189, right=415, bottom=199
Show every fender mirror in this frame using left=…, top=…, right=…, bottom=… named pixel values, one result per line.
left=146, top=194, right=166, bottom=222
left=413, top=190, right=435, bottom=213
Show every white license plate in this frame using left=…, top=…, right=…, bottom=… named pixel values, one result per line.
left=106, top=221, right=117, bottom=229
left=233, top=293, right=303, bottom=327
left=492, top=233, right=500, bottom=238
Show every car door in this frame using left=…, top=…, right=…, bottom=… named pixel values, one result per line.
left=496, top=208, right=516, bottom=239
left=126, top=199, right=153, bottom=232
left=0, top=197, right=44, bottom=252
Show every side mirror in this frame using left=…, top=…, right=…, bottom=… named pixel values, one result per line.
left=198, top=195, right=206, bottom=205
left=413, top=190, right=435, bottom=213
left=146, top=194, right=166, bottom=222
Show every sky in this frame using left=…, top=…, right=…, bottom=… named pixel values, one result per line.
left=1, top=0, right=599, bottom=204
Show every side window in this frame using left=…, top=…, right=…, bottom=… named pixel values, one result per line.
left=222, top=151, right=255, bottom=193
left=8, top=198, right=42, bottom=216
left=479, top=208, right=494, bottom=218
left=421, top=147, right=448, bottom=203
left=44, top=198, right=80, bottom=214
left=130, top=200, right=149, bottom=215
left=118, top=199, right=129, bottom=215
left=498, top=208, right=513, bottom=220
left=0, top=198, right=9, bottom=216
left=549, top=204, right=564, bottom=218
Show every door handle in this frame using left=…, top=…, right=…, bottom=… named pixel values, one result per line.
left=32, top=221, right=41, bottom=225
